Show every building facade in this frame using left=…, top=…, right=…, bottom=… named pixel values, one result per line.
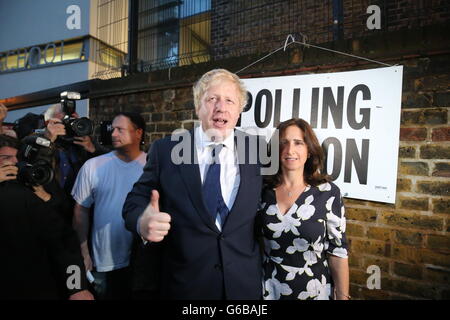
left=0, top=0, right=128, bottom=121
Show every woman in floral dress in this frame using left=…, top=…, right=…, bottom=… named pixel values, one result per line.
left=260, top=118, right=350, bottom=300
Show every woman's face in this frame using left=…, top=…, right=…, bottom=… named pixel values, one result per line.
left=279, top=125, right=309, bottom=173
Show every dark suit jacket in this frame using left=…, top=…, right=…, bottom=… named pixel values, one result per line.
left=123, top=128, right=264, bottom=300
left=0, top=181, right=88, bottom=299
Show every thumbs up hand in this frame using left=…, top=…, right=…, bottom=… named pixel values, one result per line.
left=139, top=190, right=171, bottom=242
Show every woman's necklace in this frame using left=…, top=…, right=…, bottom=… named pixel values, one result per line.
left=282, top=183, right=306, bottom=197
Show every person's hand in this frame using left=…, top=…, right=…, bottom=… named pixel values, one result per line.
left=0, top=103, right=7, bottom=123
left=32, top=185, right=52, bottom=202
left=73, top=136, right=96, bottom=153
left=82, top=252, right=93, bottom=272
left=69, top=290, right=95, bottom=300
left=45, top=118, right=66, bottom=142
left=0, top=163, right=17, bottom=183
left=139, top=190, right=171, bottom=242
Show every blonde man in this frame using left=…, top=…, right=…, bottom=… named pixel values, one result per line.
left=123, top=69, right=264, bottom=299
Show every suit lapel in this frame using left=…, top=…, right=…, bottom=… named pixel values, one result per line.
left=177, top=128, right=220, bottom=233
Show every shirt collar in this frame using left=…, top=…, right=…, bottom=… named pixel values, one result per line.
left=195, top=125, right=235, bottom=151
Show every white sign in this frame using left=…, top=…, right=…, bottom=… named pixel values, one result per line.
left=239, top=66, right=403, bottom=204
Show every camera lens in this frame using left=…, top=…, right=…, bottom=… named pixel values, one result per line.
left=71, top=118, right=93, bottom=136
left=17, top=160, right=54, bottom=186
left=30, top=161, right=54, bottom=186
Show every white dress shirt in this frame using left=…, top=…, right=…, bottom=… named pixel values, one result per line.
left=195, top=126, right=241, bottom=230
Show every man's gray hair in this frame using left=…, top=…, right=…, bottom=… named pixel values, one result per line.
left=44, top=104, right=63, bottom=121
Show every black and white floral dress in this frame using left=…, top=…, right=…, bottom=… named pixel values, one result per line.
left=260, top=182, right=348, bottom=300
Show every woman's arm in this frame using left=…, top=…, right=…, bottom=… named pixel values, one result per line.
left=328, top=254, right=350, bottom=300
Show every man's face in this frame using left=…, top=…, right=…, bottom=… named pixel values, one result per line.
left=196, top=79, right=242, bottom=141
left=111, top=115, right=142, bottom=150
left=0, top=146, right=18, bottom=166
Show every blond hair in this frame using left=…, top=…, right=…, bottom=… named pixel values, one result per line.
left=193, top=69, right=248, bottom=114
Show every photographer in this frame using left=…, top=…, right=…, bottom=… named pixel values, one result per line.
left=0, top=134, right=94, bottom=299
left=0, top=132, right=53, bottom=202
left=43, top=102, right=109, bottom=196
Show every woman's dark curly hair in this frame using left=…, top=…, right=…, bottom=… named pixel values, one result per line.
left=265, top=118, right=330, bottom=189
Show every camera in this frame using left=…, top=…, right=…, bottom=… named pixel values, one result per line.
left=16, top=135, right=54, bottom=186
left=59, top=91, right=93, bottom=141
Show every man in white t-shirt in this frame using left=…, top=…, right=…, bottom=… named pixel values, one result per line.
left=72, top=112, right=147, bottom=299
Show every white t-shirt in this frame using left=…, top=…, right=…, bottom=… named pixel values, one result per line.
left=72, top=151, right=147, bottom=272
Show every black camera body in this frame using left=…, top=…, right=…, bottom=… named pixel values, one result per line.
left=62, top=116, right=94, bottom=138
left=59, top=91, right=93, bottom=141
left=17, top=135, right=54, bottom=187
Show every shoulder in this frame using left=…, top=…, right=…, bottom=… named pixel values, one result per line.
left=151, top=129, right=193, bottom=149
left=312, top=181, right=342, bottom=197
left=83, top=151, right=114, bottom=169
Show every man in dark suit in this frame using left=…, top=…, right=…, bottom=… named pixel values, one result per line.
left=123, top=69, right=264, bottom=300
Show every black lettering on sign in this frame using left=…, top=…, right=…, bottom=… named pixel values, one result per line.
left=292, top=88, right=300, bottom=119
left=344, top=139, right=369, bottom=184
left=322, top=86, right=344, bottom=129
left=310, top=87, right=320, bottom=128
left=347, top=84, right=371, bottom=129
left=322, top=137, right=342, bottom=180
left=254, top=89, right=273, bottom=128
left=273, top=89, right=282, bottom=127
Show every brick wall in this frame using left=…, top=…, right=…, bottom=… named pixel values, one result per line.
left=211, top=0, right=449, bottom=61
left=346, top=56, right=449, bottom=299
left=88, top=24, right=449, bottom=299
left=334, top=50, right=449, bottom=298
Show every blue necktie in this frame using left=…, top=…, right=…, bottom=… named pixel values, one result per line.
left=202, top=144, right=229, bottom=226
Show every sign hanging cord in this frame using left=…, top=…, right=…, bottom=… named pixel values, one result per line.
left=235, top=34, right=396, bottom=74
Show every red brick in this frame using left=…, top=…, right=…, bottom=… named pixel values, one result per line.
left=432, top=127, right=450, bottom=141
left=400, top=128, right=427, bottom=141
